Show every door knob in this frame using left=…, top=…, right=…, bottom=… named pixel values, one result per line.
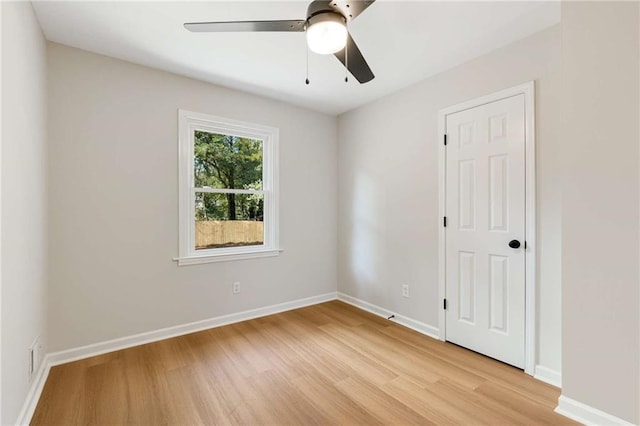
left=509, top=240, right=521, bottom=249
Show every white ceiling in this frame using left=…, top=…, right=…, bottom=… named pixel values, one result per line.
left=32, top=1, right=560, bottom=115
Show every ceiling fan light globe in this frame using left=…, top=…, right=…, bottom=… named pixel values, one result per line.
left=306, top=17, right=347, bottom=55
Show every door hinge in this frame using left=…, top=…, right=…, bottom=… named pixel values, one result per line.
left=444, top=134, right=447, bottom=146
left=443, top=299, right=447, bottom=310
left=443, top=216, right=447, bottom=227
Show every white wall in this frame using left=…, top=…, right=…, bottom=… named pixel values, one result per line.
left=47, top=43, right=337, bottom=352
left=337, top=26, right=562, bottom=376
left=1, top=2, right=49, bottom=424
left=560, top=2, right=639, bottom=424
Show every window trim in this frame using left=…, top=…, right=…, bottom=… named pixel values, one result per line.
left=176, top=109, right=280, bottom=265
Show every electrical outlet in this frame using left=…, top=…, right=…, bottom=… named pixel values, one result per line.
left=402, top=284, right=410, bottom=298
left=232, top=281, right=241, bottom=294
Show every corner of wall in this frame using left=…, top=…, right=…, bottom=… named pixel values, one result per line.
left=1, top=1, right=49, bottom=424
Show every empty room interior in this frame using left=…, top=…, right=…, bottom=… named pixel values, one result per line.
left=1, top=1, right=639, bottom=425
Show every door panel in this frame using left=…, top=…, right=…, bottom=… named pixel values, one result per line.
left=445, top=94, right=525, bottom=368
left=458, top=160, right=476, bottom=230
left=458, top=251, right=476, bottom=323
left=489, top=155, right=508, bottom=231
left=489, top=254, right=508, bottom=332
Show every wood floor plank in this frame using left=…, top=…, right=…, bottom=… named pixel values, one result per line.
left=472, top=380, right=578, bottom=425
left=378, top=321, right=562, bottom=407
left=324, top=322, right=488, bottom=390
left=31, top=301, right=575, bottom=425
left=334, top=377, right=430, bottom=425
left=163, top=365, right=233, bottom=425
left=30, top=363, right=86, bottom=425
left=291, top=373, right=384, bottom=425
left=380, top=376, right=475, bottom=425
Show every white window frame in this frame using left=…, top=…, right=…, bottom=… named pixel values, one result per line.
left=176, top=110, right=280, bottom=265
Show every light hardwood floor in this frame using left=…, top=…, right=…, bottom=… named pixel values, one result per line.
left=32, top=301, right=575, bottom=425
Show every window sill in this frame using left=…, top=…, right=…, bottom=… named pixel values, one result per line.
left=174, top=248, right=282, bottom=266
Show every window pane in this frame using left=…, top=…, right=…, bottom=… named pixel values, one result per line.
left=194, top=130, right=263, bottom=190
left=195, top=192, right=264, bottom=250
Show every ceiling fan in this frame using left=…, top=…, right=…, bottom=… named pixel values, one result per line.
left=184, top=0, right=376, bottom=84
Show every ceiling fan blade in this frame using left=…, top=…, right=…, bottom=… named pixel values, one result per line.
left=334, top=33, right=374, bottom=83
left=328, top=0, right=375, bottom=22
left=184, top=20, right=306, bottom=33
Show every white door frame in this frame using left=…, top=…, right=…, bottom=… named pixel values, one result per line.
left=437, top=81, right=536, bottom=376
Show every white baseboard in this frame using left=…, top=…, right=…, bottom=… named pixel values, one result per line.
left=337, top=292, right=440, bottom=339
left=48, top=292, right=338, bottom=366
left=534, top=365, right=561, bottom=388
left=17, top=292, right=337, bottom=425
left=15, top=354, right=52, bottom=426
left=555, top=395, right=635, bottom=426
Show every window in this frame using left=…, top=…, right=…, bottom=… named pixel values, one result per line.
left=177, top=110, right=279, bottom=265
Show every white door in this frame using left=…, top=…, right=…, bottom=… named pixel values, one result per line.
left=445, top=94, right=526, bottom=368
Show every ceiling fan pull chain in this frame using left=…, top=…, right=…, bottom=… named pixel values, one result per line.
left=344, top=22, right=349, bottom=83
left=305, top=42, right=310, bottom=85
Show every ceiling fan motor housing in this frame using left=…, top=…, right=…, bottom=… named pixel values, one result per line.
left=305, top=4, right=346, bottom=31
left=306, top=1, right=347, bottom=22
left=306, top=11, right=347, bottom=32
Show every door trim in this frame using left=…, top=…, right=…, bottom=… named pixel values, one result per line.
left=437, top=81, right=536, bottom=375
